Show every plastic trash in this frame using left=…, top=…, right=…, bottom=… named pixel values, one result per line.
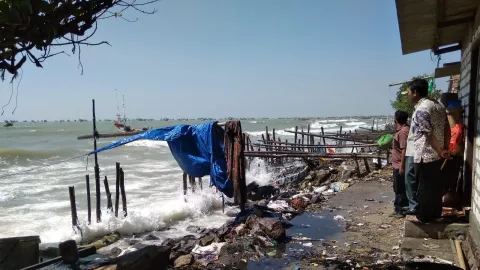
left=330, top=182, right=350, bottom=192
left=334, top=215, right=345, bottom=221
left=303, top=242, right=313, bottom=247
left=314, top=186, right=328, bottom=193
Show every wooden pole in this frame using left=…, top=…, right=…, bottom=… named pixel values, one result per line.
left=68, top=186, right=78, bottom=227
left=307, top=124, right=311, bottom=148
left=120, top=168, right=127, bottom=217
left=354, top=156, right=360, bottom=174
left=294, top=126, right=298, bottom=151
left=85, top=175, right=91, bottom=224
left=183, top=172, right=188, bottom=195
left=103, top=176, right=113, bottom=211
left=363, top=157, right=371, bottom=173
left=321, top=127, right=327, bottom=145
left=92, top=99, right=101, bottom=223
left=115, top=162, right=120, bottom=218
left=199, top=177, right=203, bottom=190
left=301, top=127, right=304, bottom=147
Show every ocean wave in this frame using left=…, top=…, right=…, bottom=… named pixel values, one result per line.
left=345, top=121, right=367, bottom=126
left=40, top=189, right=226, bottom=243
left=0, top=148, right=71, bottom=166
left=317, top=119, right=351, bottom=123
left=310, top=122, right=338, bottom=129
left=125, top=140, right=168, bottom=148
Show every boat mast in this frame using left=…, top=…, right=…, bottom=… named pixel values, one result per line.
left=122, top=95, right=126, bottom=125
left=115, top=89, right=122, bottom=122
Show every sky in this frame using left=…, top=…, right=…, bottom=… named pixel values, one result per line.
left=0, top=0, right=461, bottom=121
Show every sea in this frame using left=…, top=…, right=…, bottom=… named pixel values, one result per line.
left=0, top=117, right=388, bottom=244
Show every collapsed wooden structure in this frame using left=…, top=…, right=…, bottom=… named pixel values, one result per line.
left=243, top=124, right=392, bottom=174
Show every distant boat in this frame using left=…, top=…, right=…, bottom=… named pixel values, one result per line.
left=4, top=121, right=13, bottom=127
left=114, top=90, right=151, bottom=133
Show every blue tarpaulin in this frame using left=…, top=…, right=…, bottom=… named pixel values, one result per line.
left=88, top=122, right=233, bottom=198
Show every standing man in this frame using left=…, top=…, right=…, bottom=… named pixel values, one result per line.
left=404, top=120, right=418, bottom=215
left=407, top=78, right=451, bottom=223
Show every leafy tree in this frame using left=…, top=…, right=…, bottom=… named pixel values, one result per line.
left=391, top=74, right=442, bottom=115
left=0, top=0, right=159, bottom=81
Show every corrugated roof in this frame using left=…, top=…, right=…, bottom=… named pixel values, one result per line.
left=395, top=0, right=478, bottom=55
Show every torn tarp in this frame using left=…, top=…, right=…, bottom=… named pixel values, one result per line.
left=88, top=122, right=233, bottom=198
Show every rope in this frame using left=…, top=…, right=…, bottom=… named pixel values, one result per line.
left=0, top=154, right=88, bottom=179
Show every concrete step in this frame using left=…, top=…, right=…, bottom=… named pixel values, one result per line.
left=404, top=215, right=469, bottom=239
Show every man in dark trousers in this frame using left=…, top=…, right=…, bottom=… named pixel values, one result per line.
left=407, top=78, right=451, bottom=223
left=391, top=110, right=410, bottom=218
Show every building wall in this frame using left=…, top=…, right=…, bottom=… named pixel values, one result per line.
left=460, top=9, right=480, bottom=243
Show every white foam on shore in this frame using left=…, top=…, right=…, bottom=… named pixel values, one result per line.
left=246, top=158, right=274, bottom=186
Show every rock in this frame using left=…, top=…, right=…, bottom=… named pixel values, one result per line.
left=314, top=170, right=331, bottom=185
left=110, top=247, right=123, bottom=257
left=129, top=239, right=141, bottom=245
left=115, top=245, right=171, bottom=270
left=246, top=216, right=286, bottom=240
left=174, top=254, right=194, bottom=268
left=342, top=169, right=357, bottom=179
left=144, top=234, right=160, bottom=241
left=234, top=224, right=248, bottom=235
left=199, top=235, right=215, bottom=246
left=257, top=199, right=268, bottom=207
left=186, top=226, right=201, bottom=233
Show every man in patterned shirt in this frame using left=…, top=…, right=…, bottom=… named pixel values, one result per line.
left=407, top=78, right=451, bottom=223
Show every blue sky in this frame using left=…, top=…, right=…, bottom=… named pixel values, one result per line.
left=0, top=0, right=460, bottom=121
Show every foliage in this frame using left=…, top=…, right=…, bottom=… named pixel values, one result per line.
left=390, top=74, right=442, bottom=115
left=0, top=0, right=158, bottom=81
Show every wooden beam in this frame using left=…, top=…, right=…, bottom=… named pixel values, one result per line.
left=443, top=61, right=461, bottom=67
left=438, top=16, right=474, bottom=28
left=434, top=43, right=461, bottom=55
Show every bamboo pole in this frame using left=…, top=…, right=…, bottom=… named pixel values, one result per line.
left=183, top=172, right=188, bottom=196
left=92, top=99, right=101, bottom=223
left=69, top=186, right=78, bottom=227
left=85, top=175, right=91, bottom=224
left=363, top=157, right=371, bottom=173
left=294, top=126, right=298, bottom=151
left=103, top=176, right=113, bottom=211
left=321, top=127, right=327, bottom=145
left=255, top=141, right=378, bottom=148
left=301, top=127, right=304, bottom=147
left=115, top=162, right=120, bottom=218
left=244, top=152, right=387, bottom=159
left=120, top=168, right=127, bottom=217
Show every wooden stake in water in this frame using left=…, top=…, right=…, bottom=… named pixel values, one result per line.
left=115, top=162, right=120, bottom=218
left=104, top=176, right=113, bottom=211
left=92, top=99, right=101, bottom=223
left=85, top=175, right=91, bottom=224
left=68, top=186, right=78, bottom=227
left=120, top=168, right=127, bottom=217
left=183, top=172, right=188, bottom=196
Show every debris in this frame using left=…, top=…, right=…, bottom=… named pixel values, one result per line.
left=303, top=242, right=313, bottom=247
left=245, top=216, right=286, bottom=240
left=392, top=246, right=400, bottom=250
left=330, top=182, right=350, bottom=192
left=174, top=254, right=194, bottom=268
left=191, top=242, right=226, bottom=256
left=267, top=250, right=277, bottom=256
left=314, top=186, right=328, bottom=193
left=334, top=215, right=345, bottom=221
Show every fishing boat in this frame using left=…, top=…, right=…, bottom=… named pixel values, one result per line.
left=114, top=90, right=150, bottom=133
